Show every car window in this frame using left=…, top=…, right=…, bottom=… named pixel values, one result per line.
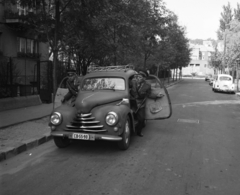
left=219, top=76, right=231, bottom=81
left=82, top=78, right=125, bottom=91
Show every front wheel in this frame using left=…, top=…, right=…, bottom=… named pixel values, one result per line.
left=53, top=137, right=71, bottom=148
left=118, top=117, right=131, bottom=150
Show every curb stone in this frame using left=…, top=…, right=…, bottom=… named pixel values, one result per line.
left=0, top=80, right=180, bottom=162
left=0, top=134, right=52, bottom=162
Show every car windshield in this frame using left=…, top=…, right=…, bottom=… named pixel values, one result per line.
left=82, top=78, right=125, bottom=91
left=219, top=76, right=232, bottom=81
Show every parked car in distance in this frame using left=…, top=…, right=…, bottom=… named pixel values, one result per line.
left=212, top=74, right=235, bottom=93
left=209, top=75, right=217, bottom=86
left=205, top=74, right=212, bottom=81
left=49, top=65, right=172, bottom=150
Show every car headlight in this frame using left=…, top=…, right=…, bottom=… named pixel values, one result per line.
left=105, top=112, right=119, bottom=126
left=50, top=112, right=62, bottom=125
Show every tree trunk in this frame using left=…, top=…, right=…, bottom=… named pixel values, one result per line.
left=163, top=68, right=165, bottom=85
left=168, top=68, right=170, bottom=84
left=53, top=0, right=60, bottom=103
left=173, top=69, right=175, bottom=81
left=143, top=54, right=147, bottom=69
left=237, top=69, right=239, bottom=92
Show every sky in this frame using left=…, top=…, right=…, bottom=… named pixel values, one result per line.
left=164, top=0, right=240, bottom=40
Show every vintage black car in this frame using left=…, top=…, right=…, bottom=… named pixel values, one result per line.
left=49, top=65, right=172, bottom=150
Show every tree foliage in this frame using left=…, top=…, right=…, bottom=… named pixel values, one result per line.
left=215, top=2, right=240, bottom=73
left=14, top=0, right=191, bottom=79
left=234, top=3, right=240, bottom=20
left=226, top=20, right=240, bottom=66
left=217, top=2, right=233, bottom=40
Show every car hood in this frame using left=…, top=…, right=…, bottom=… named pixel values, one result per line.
left=75, top=91, right=126, bottom=113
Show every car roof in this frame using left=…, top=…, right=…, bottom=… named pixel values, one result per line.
left=218, top=74, right=232, bottom=77
left=84, top=65, right=137, bottom=80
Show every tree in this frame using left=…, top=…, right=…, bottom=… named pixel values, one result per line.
left=217, top=2, right=233, bottom=40
left=13, top=0, right=191, bottom=88
left=225, top=20, right=240, bottom=73
left=234, top=3, right=240, bottom=20
left=208, top=46, right=223, bottom=73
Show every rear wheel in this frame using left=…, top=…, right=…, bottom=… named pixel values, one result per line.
left=53, top=137, right=71, bottom=148
left=118, top=117, right=131, bottom=150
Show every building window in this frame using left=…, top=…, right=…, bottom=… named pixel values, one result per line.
left=17, top=1, right=27, bottom=15
left=195, top=64, right=200, bottom=66
left=17, top=37, right=38, bottom=54
left=17, top=0, right=36, bottom=15
left=190, top=64, right=194, bottom=66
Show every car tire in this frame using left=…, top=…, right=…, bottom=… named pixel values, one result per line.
left=53, top=137, right=71, bottom=148
left=118, top=117, right=131, bottom=150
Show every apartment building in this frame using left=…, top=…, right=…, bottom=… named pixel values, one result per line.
left=182, top=41, right=215, bottom=76
left=0, top=1, right=51, bottom=103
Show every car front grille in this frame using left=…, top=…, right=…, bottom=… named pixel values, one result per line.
left=66, top=113, right=106, bottom=132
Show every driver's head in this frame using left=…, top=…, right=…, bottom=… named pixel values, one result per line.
left=67, top=69, right=76, bottom=77
left=137, top=69, right=148, bottom=83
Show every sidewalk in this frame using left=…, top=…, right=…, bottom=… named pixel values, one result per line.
left=0, top=103, right=53, bottom=161
left=0, top=79, right=181, bottom=162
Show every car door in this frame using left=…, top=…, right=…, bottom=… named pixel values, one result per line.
left=145, top=75, right=172, bottom=120
left=54, top=77, right=69, bottom=108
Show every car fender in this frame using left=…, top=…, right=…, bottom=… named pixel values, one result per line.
left=91, top=103, right=132, bottom=136
left=50, top=104, right=77, bottom=131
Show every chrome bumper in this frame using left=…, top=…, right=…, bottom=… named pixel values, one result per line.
left=51, top=131, right=122, bottom=141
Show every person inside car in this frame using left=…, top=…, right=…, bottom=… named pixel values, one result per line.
left=131, top=69, right=164, bottom=137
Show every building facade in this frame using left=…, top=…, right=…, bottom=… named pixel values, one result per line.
left=182, top=41, right=215, bottom=76
left=0, top=1, right=50, bottom=101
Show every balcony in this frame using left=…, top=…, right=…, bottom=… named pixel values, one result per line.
left=4, top=9, right=34, bottom=31
left=17, top=52, right=41, bottom=59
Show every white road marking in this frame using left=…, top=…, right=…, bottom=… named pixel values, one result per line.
left=177, top=119, right=199, bottom=124
left=173, top=100, right=240, bottom=108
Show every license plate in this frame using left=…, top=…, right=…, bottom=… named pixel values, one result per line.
left=72, top=133, right=90, bottom=140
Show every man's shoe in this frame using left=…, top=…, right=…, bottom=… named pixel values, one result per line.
left=138, top=133, right=143, bottom=137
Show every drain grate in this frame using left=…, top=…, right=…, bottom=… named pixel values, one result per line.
left=177, top=119, right=199, bottom=124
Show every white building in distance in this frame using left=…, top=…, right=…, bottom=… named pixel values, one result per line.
left=182, top=41, right=216, bottom=76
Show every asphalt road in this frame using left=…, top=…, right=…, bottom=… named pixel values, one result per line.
left=1, top=79, right=240, bottom=195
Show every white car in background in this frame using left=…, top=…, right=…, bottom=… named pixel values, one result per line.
left=212, top=74, right=235, bottom=94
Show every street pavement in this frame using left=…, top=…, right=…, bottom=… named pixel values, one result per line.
left=0, top=78, right=239, bottom=162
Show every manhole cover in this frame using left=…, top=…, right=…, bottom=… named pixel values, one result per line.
left=177, top=119, right=199, bottom=124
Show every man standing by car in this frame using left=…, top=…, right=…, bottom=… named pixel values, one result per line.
left=131, top=69, right=164, bottom=137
